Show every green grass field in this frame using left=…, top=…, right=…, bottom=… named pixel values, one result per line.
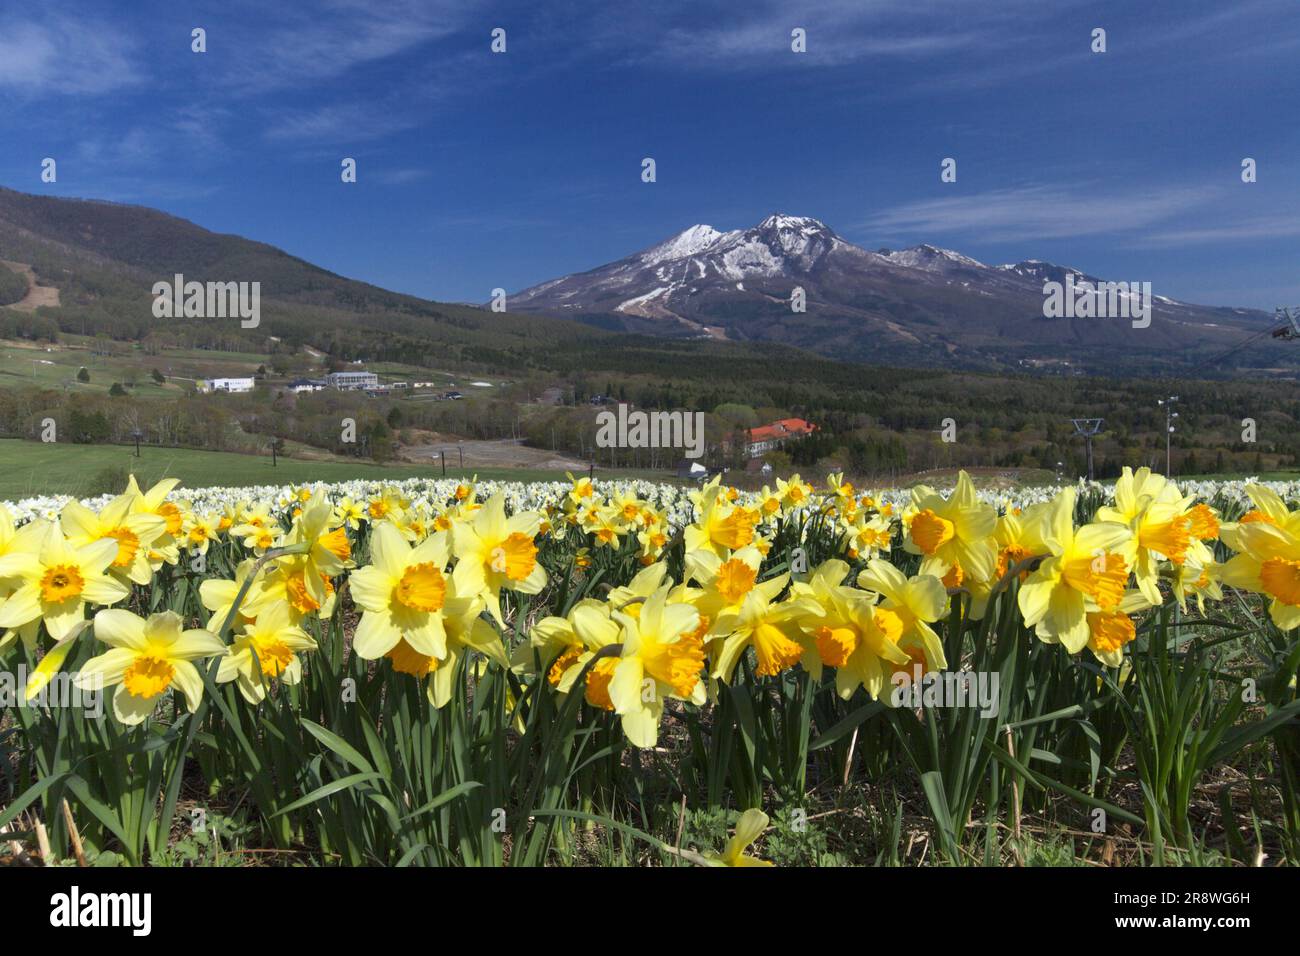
left=0, top=338, right=501, bottom=398
left=0, top=344, right=164, bottom=396
left=0, top=438, right=621, bottom=501
left=0, top=335, right=318, bottom=395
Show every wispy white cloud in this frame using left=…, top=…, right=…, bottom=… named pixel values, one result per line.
left=1139, top=217, right=1300, bottom=246
left=169, top=105, right=236, bottom=152
left=373, top=167, right=432, bottom=185
left=588, top=0, right=1084, bottom=72
left=858, top=184, right=1209, bottom=243
left=0, top=13, right=142, bottom=94
left=909, top=0, right=1300, bottom=93
left=217, top=0, right=483, bottom=95
left=261, top=103, right=421, bottom=143
left=859, top=180, right=1300, bottom=252
left=75, top=128, right=160, bottom=167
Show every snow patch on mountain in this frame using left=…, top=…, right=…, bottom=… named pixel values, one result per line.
left=720, top=239, right=784, bottom=280
left=884, top=244, right=985, bottom=271
left=640, top=225, right=728, bottom=265
left=616, top=286, right=670, bottom=313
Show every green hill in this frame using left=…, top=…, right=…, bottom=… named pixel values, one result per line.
left=0, top=185, right=614, bottom=371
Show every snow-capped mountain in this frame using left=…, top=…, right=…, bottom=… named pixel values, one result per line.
left=507, top=215, right=1275, bottom=372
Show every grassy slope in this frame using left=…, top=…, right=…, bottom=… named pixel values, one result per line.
left=0, top=438, right=631, bottom=501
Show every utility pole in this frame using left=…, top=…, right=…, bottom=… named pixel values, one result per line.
left=1157, top=395, right=1178, bottom=475
left=1070, top=418, right=1104, bottom=481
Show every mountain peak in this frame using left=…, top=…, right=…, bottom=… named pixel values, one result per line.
left=744, top=214, right=839, bottom=262
left=756, top=213, right=832, bottom=234
left=507, top=210, right=1274, bottom=376
left=639, top=223, right=726, bottom=264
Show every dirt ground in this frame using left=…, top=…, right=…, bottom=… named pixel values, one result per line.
left=0, top=260, right=61, bottom=312
left=401, top=437, right=588, bottom=471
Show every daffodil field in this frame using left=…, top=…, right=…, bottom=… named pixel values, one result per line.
left=2, top=468, right=1299, bottom=866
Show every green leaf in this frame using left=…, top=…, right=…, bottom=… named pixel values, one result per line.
left=270, top=771, right=385, bottom=817
left=300, top=718, right=375, bottom=775
left=0, top=771, right=70, bottom=830
left=1208, top=698, right=1300, bottom=765
left=401, top=781, right=483, bottom=821
left=809, top=700, right=884, bottom=750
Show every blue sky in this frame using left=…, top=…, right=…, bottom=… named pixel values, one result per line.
left=1, top=0, right=1298, bottom=309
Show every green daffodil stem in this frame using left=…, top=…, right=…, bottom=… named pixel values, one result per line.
left=215, top=542, right=311, bottom=639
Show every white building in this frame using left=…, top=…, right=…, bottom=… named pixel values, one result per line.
left=327, top=370, right=380, bottom=390
left=201, top=377, right=255, bottom=393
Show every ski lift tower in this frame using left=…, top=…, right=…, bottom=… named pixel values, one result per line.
left=1271, top=306, right=1300, bottom=341
left=1157, top=396, right=1179, bottom=475
left=1070, top=418, right=1104, bottom=481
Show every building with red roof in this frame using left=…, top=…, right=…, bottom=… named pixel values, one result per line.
left=737, top=418, right=816, bottom=458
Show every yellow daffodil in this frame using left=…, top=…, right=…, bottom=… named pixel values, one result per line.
left=333, top=497, right=367, bottom=529
left=993, top=505, right=1048, bottom=582
left=712, top=576, right=821, bottom=682
left=635, top=523, right=670, bottom=565
left=1097, top=467, right=1216, bottom=605
left=794, top=559, right=913, bottom=699
left=686, top=546, right=772, bottom=639
left=607, top=561, right=671, bottom=617
left=904, top=470, right=997, bottom=585
left=705, top=808, right=774, bottom=867
left=249, top=555, right=336, bottom=623
left=685, top=476, right=759, bottom=558
left=756, top=485, right=783, bottom=519
left=216, top=603, right=317, bottom=703
left=0, top=523, right=130, bottom=643
left=183, top=512, right=221, bottom=555
left=606, top=585, right=706, bottom=747
left=843, top=512, right=893, bottom=561
left=1086, top=590, right=1152, bottom=667
left=516, top=599, right=619, bottom=693
left=450, top=494, right=547, bottom=625
left=75, top=609, right=225, bottom=725
left=855, top=558, right=949, bottom=691
left=383, top=587, right=508, bottom=709
left=350, top=523, right=456, bottom=660
left=0, top=510, right=49, bottom=652
left=59, top=494, right=166, bottom=586
left=776, top=475, right=813, bottom=512
left=199, top=558, right=263, bottom=633
left=286, top=490, right=353, bottom=607
left=125, top=475, right=187, bottom=544
left=366, top=487, right=408, bottom=523
left=565, top=472, right=596, bottom=506
left=1172, top=560, right=1224, bottom=614
left=231, top=519, right=282, bottom=553
left=1017, top=488, right=1133, bottom=652
left=1221, top=485, right=1300, bottom=630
